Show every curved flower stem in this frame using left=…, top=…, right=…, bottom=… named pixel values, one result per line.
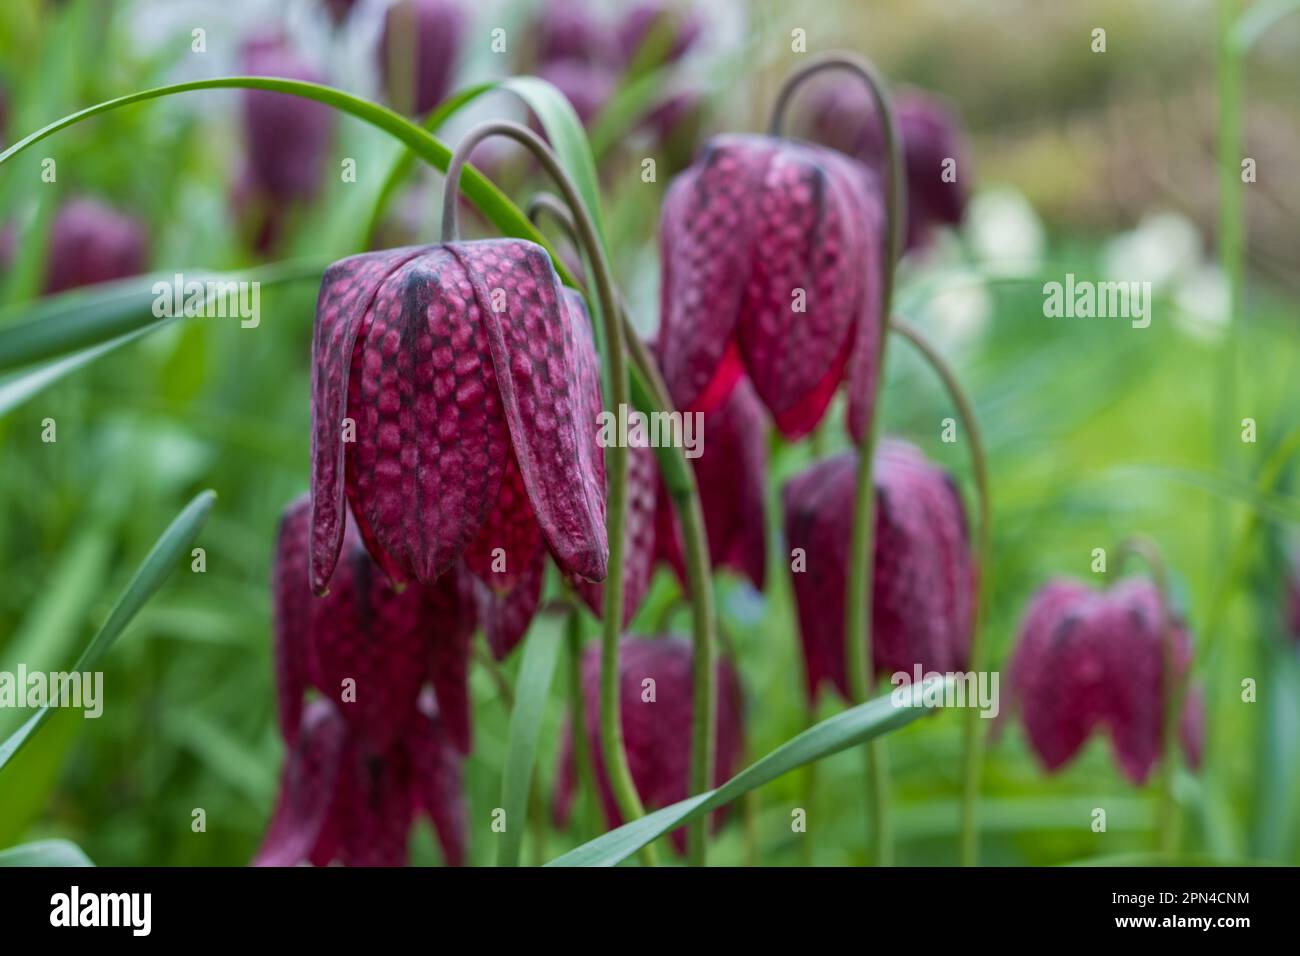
left=565, top=610, right=597, bottom=840
left=442, top=121, right=655, bottom=865
left=771, top=52, right=906, bottom=866
left=528, top=191, right=719, bottom=865
left=1110, top=534, right=1181, bottom=855
left=888, top=318, right=992, bottom=866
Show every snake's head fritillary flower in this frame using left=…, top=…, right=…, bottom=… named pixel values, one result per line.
left=530, top=0, right=614, bottom=66
left=255, top=693, right=467, bottom=867
left=553, top=636, right=743, bottom=853
left=309, top=240, right=608, bottom=613
left=655, top=376, right=769, bottom=590
left=275, top=494, right=474, bottom=753
left=1009, top=577, right=1203, bottom=784
left=379, top=0, right=466, bottom=116
left=808, top=84, right=969, bottom=250
left=240, top=36, right=334, bottom=204
left=42, top=198, right=148, bottom=295
left=658, top=134, right=885, bottom=442
left=783, top=440, right=975, bottom=702
left=617, top=0, right=701, bottom=66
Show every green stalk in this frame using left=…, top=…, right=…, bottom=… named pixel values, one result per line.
left=441, top=120, right=653, bottom=865
left=565, top=610, right=597, bottom=839
left=770, top=53, right=906, bottom=867
left=1110, top=535, right=1181, bottom=854
left=528, top=193, right=718, bottom=865
left=889, top=318, right=992, bottom=866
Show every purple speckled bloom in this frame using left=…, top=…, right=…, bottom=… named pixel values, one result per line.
left=654, top=376, right=769, bottom=591
left=241, top=36, right=334, bottom=204
left=808, top=84, right=969, bottom=250
left=553, top=636, right=744, bottom=853
left=379, top=0, right=466, bottom=116
left=1009, top=577, right=1204, bottom=784
left=617, top=0, right=701, bottom=65
left=309, top=241, right=607, bottom=608
left=42, top=198, right=148, bottom=294
left=783, top=440, right=976, bottom=701
left=275, top=494, right=474, bottom=753
left=255, top=695, right=467, bottom=867
left=658, top=134, right=885, bottom=442
left=530, top=0, right=614, bottom=66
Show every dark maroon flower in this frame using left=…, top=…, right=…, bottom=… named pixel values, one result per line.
left=654, top=376, right=768, bottom=590
left=553, top=635, right=744, bottom=853
left=310, top=241, right=608, bottom=609
left=658, top=134, right=885, bottom=442
left=255, top=694, right=467, bottom=867
left=42, top=198, right=148, bottom=294
left=807, top=84, right=969, bottom=250
left=1009, top=577, right=1204, bottom=784
left=241, top=36, right=334, bottom=204
left=379, top=0, right=466, bottom=116
left=530, top=0, right=614, bottom=66
left=536, top=60, right=617, bottom=128
left=783, top=440, right=975, bottom=701
left=275, top=494, right=474, bottom=752
left=617, top=0, right=701, bottom=65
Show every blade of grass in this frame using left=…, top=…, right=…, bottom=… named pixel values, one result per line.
left=545, top=677, right=952, bottom=867
left=0, top=490, right=216, bottom=773
left=497, top=614, right=564, bottom=867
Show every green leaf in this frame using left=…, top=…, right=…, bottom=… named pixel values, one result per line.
left=497, top=615, right=565, bottom=867
left=546, top=678, right=951, bottom=866
left=0, top=490, right=216, bottom=773
left=0, top=839, right=94, bottom=867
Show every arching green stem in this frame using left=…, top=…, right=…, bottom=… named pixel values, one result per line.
left=771, top=52, right=906, bottom=866
left=442, top=120, right=653, bottom=865
left=527, top=191, right=719, bottom=865
left=1110, top=534, right=1181, bottom=855
left=889, top=318, right=992, bottom=866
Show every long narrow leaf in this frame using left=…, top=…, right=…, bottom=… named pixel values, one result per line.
left=496, top=616, right=564, bottom=867
left=546, top=678, right=952, bottom=866
left=0, top=490, right=216, bottom=773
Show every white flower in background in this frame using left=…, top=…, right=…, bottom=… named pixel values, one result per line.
left=1101, top=210, right=1201, bottom=290
left=1174, top=265, right=1230, bottom=343
left=963, top=186, right=1046, bottom=275
left=924, top=277, right=993, bottom=350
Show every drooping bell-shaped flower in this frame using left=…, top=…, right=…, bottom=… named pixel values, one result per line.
left=553, top=635, right=744, bottom=853
left=807, top=84, right=969, bottom=250
left=783, top=440, right=975, bottom=701
left=617, top=0, right=701, bottom=66
left=42, top=198, right=148, bottom=294
left=275, top=494, right=474, bottom=752
left=530, top=0, right=614, bottom=66
left=379, top=0, right=466, bottom=116
left=654, top=376, right=768, bottom=590
left=240, top=35, right=334, bottom=204
left=255, top=694, right=467, bottom=867
left=1009, top=577, right=1204, bottom=785
left=310, top=241, right=608, bottom=612
left=658, top=134, right=885, bottom=442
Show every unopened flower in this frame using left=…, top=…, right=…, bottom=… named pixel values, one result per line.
left=310, top=242, right=608, bottom=612
left=241, top=35, right=334, bottom=204
left=275, top=494, right=474, bottom=752
left=808, top=85, right=969, bottom=250
left=658, top=135, right=885, bottom=441
left=379, top=0, right=466, bottom=116
left=655, top=376, right=768, bottom=590
left=530, top=0, right=614, bottom=66
left=554, top=635, right=744, bottom=852
left=783, top=440, right=975, bottom=701
left=43, top=198, right=148, bottom=294
left=1009, top=577, right=1203, bottom=784
left=255, top=694, right=467, bottom=867
left=617, top=0, right=701, bottom=66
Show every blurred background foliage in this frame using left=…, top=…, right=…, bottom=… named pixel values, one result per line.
left=0, top=0, right=1297, bottom=865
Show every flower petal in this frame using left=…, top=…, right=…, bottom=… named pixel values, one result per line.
left=424, top=565, right=476, bottom=754
left=473, top=545, right=547, bottom=660
left=272, top=495, right=312, bottom=743
left=407, top=690, right=469, bottom=866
